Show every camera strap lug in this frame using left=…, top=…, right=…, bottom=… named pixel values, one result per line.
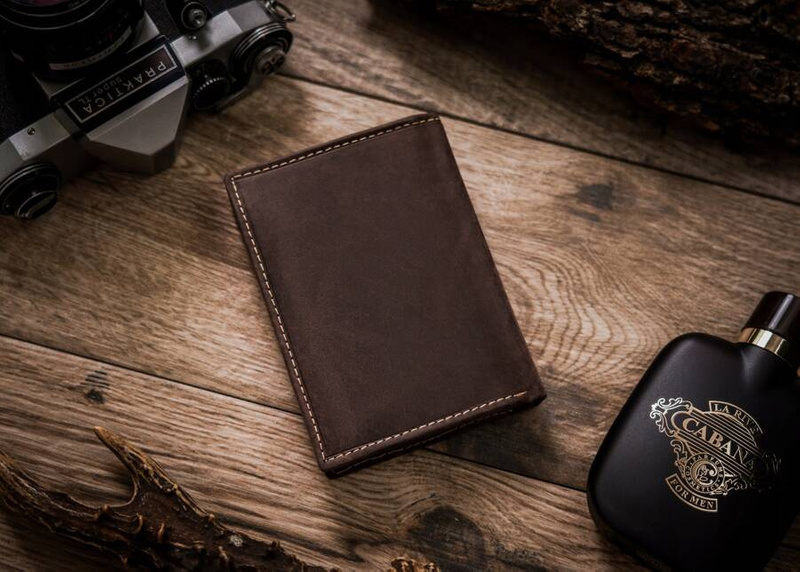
left=264, top=0, right=295, bottom=23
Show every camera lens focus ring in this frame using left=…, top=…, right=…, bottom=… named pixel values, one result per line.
left=0, top=0, right=145, bottom=81
left=0, top=164, right=61, bottom=220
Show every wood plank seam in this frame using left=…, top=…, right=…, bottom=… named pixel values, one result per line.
left=280, top=71, right=800, bottom=208
left=0, top=331, right=295, bottom=416
left=0, top=332, right=555, bottom=490
left=0, top=333, right=549, bottom=489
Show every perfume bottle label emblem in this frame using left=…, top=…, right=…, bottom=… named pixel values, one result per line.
left=650, top=398, right=780, bottom=513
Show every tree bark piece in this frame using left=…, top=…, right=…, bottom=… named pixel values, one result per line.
left=0, top=427, right=437, bottom=572
left=426, top=0, right=800, bottom=146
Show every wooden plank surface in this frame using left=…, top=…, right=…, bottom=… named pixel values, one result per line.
left=2, top=17, right=799, bottom=565
left=0, top=335, right=647, bottom=571
left=1, top=75, right=798, bottom=494
left=283, top=0, right=800, bottom=204
left=2, top=334, right=798, bottom=570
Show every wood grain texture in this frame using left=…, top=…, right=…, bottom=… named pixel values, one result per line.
left=0, top=335, right=645, bottom=571
left=282, top=0, right=800, bottom=203
left=1, top=75, right=799, bottom=496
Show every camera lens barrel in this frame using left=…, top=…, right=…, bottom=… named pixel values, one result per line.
left=0, top=0, right=145, bottom=80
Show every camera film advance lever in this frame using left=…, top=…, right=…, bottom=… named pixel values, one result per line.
left=0, top=0, right=295, bottom=220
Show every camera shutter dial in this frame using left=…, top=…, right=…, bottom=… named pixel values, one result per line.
left=189, top=61, right=232, bottom=111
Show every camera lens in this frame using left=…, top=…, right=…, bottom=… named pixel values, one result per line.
left=0, top=163, right=61, bottom=220
left=0, top=0, right=145, bottom=80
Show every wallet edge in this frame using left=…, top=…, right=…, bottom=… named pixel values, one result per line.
left=224, top=113, right=545, bottom=474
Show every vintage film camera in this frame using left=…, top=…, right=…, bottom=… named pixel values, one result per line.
left=0, top=0, right=294, bottom=219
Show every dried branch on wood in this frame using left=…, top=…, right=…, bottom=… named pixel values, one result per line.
left=424, top=0, right=800, bottom=146
left=388, top=557, right=440, bottom=572
left=0, top=427, right=438, bottom=572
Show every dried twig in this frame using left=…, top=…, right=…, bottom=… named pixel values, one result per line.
left=0, top=427, right=438, bottom=571
left=388, top=557, right=440, bottom=572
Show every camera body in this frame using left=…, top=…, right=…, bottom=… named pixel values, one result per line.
left=0, top=0, right=294, bottom=219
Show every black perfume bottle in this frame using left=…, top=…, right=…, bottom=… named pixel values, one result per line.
left=588, top=292, right=800, bottom=571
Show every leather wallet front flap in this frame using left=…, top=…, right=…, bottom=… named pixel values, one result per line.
left=225, top=114, right=545, bottom=474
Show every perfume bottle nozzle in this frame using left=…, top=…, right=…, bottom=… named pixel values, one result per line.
left=739, top=291, right=800, bottom=372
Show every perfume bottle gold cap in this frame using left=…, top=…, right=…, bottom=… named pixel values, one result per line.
left=739, top=291, right=800, bottom=372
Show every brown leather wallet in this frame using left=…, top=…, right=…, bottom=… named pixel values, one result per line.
left=225, top=113, right=545, bottom=474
